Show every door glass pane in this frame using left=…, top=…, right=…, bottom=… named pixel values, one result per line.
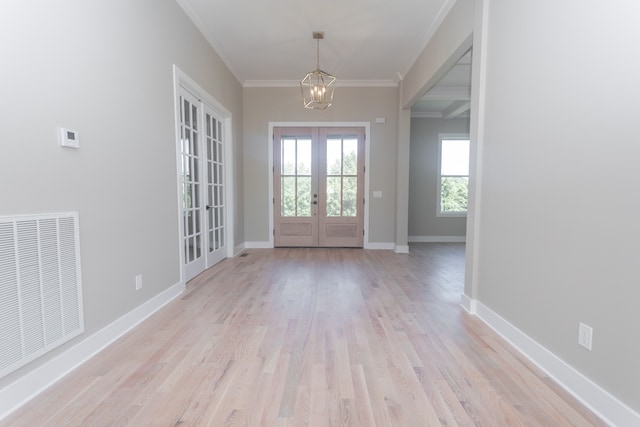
left=191, top=156, right=198, bottom=182
left=327, top=138, right=342, bottom=175
left=187, top=211, right=194, bottom=235
left=184, top=100, right=190, bottom=126
left=326, top=177, right=341, bottom=216
left=343, top=138, right=358, bottom=175
left=191, top=131, right=198, bottom=156
left=193, top=184, right=200, bottom=207
left=187, top=237, right=195, bottom=263
left=282, top=139, right=296, bottom=175
left=342, top=177, right=357, bottom=217
left=281, top=177, right=296, bottom=216
left=184, top=130, right=191, bottom=154
left=297, top=139, right=312, bottom=175
left=297, top=177, right=311, bottom=216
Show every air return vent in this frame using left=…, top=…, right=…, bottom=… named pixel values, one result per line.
left=0, top=212, right=84, bottom=379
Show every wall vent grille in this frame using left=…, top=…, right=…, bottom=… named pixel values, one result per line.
left=0, top=212, right=84, bottom=378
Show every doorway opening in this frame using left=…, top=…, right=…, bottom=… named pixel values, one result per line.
left=173, top=66, right=234, bottom=282
left=273, top=126, right=365, bottom=247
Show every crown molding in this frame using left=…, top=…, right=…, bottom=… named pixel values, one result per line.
left=175, top=0, right=244, bottom=84
left=243, top=79, right=399, bottom=88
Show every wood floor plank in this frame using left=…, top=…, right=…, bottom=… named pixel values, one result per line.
left=1, top=244, right=607, bottom=426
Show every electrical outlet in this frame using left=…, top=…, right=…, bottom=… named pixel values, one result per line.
left=578, top=323, right=592, bottom=350
left=135, top=274, right=143, bottom=291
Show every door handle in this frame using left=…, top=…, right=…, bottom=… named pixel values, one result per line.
left=206, top=205, right=213, bottom=210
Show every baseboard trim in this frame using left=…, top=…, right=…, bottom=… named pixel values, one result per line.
left=394, top=245, right=410, bottom=254
left=409, top=235, right=466, bottom=243
left=233, top=242, right=246, bottom=256
left=472, top=300, right=639, bottom=427
left=244, top=241, right=274, bottom=249
left=0, top=280, right=185, bottom=421
left=364, top=242, right=395, bottom=250
left=460, top=293, right=476, bottom=314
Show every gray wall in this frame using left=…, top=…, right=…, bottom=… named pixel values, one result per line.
left=243, top=86, right=399, bottom=245
left=409, top=118, right=469, bottom=239
left=0, top=0, right=243, bottom=386
left=475, top=0, right=640, bottom=412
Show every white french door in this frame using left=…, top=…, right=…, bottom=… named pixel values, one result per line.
left=274, top=127, right=365, bottom=247
left=178, top=88, right=227, bottom=281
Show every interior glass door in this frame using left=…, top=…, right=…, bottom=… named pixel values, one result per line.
left=204, top=107, right=226, bottom=267
left=179, top=89, right=205, bottom=280
left=179, top=89, right=227, bottom=281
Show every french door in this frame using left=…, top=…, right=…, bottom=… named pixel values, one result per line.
left=274, top=127, right=365, bottom=247
left=179, top=88, right=227, bottom=281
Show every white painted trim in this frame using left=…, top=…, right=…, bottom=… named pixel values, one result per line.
left=364, top=242, right=395, bottom=250
left=244, top=241, right=274, bottom=249
left=400, top=0, right=458, bottom=79
left=174, top=0, right=243, bottom=84
left=471, top=300, right=640, bottom=427
left=460, top=294, right=476, bottom=314
left=394, top=245, right=410, bottom=254
left=233, top=242, right=246, bottom=256
left=244, top=79, right=399, bottom=88
left=409, top=235, right=466, bottom=243
left=268, top=122, right=371, bottom=249
left=173, top=65, right=235, bottom=282
left=0, top=281, right=185, bottom=421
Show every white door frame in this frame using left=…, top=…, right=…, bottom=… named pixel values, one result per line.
left=173, top=65, right=234, bottom=283
left=268, top=121, right=371, bottom=249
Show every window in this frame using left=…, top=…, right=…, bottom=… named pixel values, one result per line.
left=438, top=135, right=470, bottom=216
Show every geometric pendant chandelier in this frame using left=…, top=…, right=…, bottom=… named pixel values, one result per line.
left=300, top=31, right=336, bottom=109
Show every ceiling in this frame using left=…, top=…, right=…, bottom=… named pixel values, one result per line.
left=176, top=0, right=469, bottom=117
left=411, top=50, right=471, bottom=118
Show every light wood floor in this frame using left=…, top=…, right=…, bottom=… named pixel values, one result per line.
left=2, top=244, right=606, bottom=426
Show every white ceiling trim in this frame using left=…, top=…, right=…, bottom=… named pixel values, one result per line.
left=174, top=0, right=243, bottom=84
left=420, top=86, right=470, bottom=101
left=398, top=0, right=459, bottom=79
left=243, top=79, right=399, bottom=88
left=411, top=111, right=471, bottom=119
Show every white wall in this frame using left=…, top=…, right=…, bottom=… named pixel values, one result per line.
left=0, top=0, right=242, bottom=389
left=409, top=118, right=469, bottom=239
left=243, top=86, right=399, bottom=246
left=476, top=0, right=640, bottom=416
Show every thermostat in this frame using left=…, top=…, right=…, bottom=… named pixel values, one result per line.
left=59, top=128, right=79, bottom=148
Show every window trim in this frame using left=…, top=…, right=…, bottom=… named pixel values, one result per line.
left=437, top=133, right=470, bottom=218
